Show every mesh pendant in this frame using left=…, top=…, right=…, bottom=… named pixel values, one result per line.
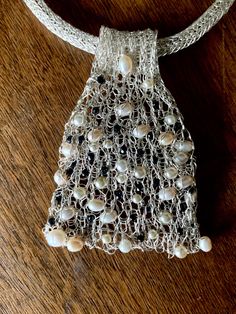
left=43, top=27, right=212, bottom=258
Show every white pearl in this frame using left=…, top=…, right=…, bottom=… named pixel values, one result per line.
left=133, top=124, right=150, bottom=139
left=94, top=176, right=107, bottom=189
left=118, top=239, right=132, bottom=253
left=158, top=132, right=175, bottom=146
left=184, top=191, right=197, bottom=205
left=100, top=210, right=117, bottom=223
left=142, top=78, right=154, bottom=89
left=89, top=142, right=100, bottom=152
left=115, top=102, right=134, bottom=117
left=46, top=229, right=66, bottom=247
left=174, top=245, right=188, bottom=258
left=199, top=236, right=212, bottom=252
left=159, top=211, right=173, bottom=224
left=88, top=128, right=103, bottom=142
left=87, top=199, right=105, bottom=212
left=61, top=143, right=73, bottom=157
left=103, top=139, right=113, bottom=149
left=115, top=159, right=128, bottom=173
left=101, top=234, right=112, bottom=244
left=158, top=187, right=176, bottom=200
left=148, top=229, right=158, bottom=240
left=134, top=166, right=147, bottom=179
left=176, top=176, right=194, bottom=189
left=132, top=193, right=142, bottom=204
left=173, top=152, right=189, bottom=165
left=72, top=112, right=86, bottom=127
left=73, top=186, right=86, bottom=200
left=60, top=207, right=75, bottom=221
left=54, top=170, right=67, bottom=186
left=118, top=54, right=133, bottom=75
left=116, top=173, right=128, bottom=183
left=164, top=114, right=177, bottom=125
left=67, top=237, right=84, bottom=252
left=174, top=140, right=194, bottom=152
left=164, top=167, right=178, bottom=179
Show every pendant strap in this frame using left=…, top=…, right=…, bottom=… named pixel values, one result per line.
left=22, top=0, right=235, bottom=56
left=94, top=27, right=159, bottom=77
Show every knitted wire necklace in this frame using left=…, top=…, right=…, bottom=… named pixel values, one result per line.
left=23, top=0, right=234, bottom=257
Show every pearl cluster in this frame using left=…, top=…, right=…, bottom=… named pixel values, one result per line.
left=44, top=50, right=212, bottom=257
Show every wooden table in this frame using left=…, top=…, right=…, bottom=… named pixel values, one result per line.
left=1, top=1, right=236, bottom=313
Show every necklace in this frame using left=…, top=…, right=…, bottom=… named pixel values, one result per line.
left=23, top=0, right=234, bottom=258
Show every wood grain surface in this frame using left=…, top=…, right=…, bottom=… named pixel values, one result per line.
left=1, top=1, right=236, bottom=313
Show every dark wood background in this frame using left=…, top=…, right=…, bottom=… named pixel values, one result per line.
left=1, top=1, right=236, bottom=313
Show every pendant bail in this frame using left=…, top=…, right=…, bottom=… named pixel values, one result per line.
left=93, top=26, right=159, bottom=78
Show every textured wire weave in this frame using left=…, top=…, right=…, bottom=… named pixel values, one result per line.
left=43, top=27, right=202, bottom=256
left=22, top=0, right=235, bottom=56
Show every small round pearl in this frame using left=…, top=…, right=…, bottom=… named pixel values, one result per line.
left=67, top=237, right=84, bottom=252
left=132, top=193, right=142, bottom=204
left=88, top=142, right=100, bottom=152
left=118, top=239, right=132, bottom=253
left=116, top=173, right=128, bottom=183
left=184, top=191, right=197, bottom=205
left=88, top=128, right=104, bottom=142
left=159, top=211, right=173, bottom=224
left=158, top=187, right=176, bottom=201
left=148, top=229, right=158, bottom=240
left=60, top=207, right=75, bottom=221
left=118, top=54, right=133, bottom=75
left=134, top=166, right=147, bottom=179
left=176, top=176, right=194, bottom=189
left=72, top=112, right=86, bottom=127
left=101, top=234, right=112, bottom=244
left=100, top=210, right=117, bottom=223
left=61, top=142, right=73, bottom=157
left=164, top=114, right=177, bottom=125
left=199, top=236, right=212, bottom=252
left=115, top=159, right=128, bottom=173
left=174, top=140, right=194, bottom=152
left=164, top=167, right=178, bottom=179
left=87, top=199, right=105, bottom=212
left=73, top=186, right=87, bottom=200
left=103, top=139, right=113, bottom=149
left=158, top=132, right=175, bottom=146
left=46, top=229, right=66, bottom=247
left=115, top=102, right=134, bottom=117
left=54, top=170, right=67, bottom=186
left=142, top=78, right=154, bottom=89
left=173, top=152, right=189, bottom=165
left=133, top=124, right=150, bottom=139
left=94, top=176, right=107, bottom=189
left=174, top=245, right=188, bottom=258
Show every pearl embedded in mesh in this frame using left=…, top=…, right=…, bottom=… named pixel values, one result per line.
left=118, top=239, right=132, bottom=253
left=199, top=236, right=212, bottom=252
left=118, top=54, right=133, bottom=75
left=159, top=211, right=173, bottom=225
left=60, top=207, right=75, bottom=221
left=134, top=166, right=146, bottom=179
left=115, top=159, right=128, bottom=172
left=73, top=186, right=87, bottom=200
left=100, top=210, right=117, bottom=223
left=67, top=237, right=84, bottom=252
left=133, top=124, right=150, bottom=139
left=115, top=102, right=134, bottom=117
left=54, top=170, right=67, bottom=186
left=46, top=229, right=66, bottom=247
left=87, top=199, right=105, bottom=212
left=88, top=128, right=104, bottom=142
left=174, top=245, right=188, bottom=258
left=158, top=187, right=176, bottom=200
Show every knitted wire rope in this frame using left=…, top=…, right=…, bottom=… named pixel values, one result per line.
left=22, top=0, right=235, bottom=55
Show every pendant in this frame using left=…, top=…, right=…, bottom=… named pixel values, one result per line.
left=43, top=27, right=212, bottom=258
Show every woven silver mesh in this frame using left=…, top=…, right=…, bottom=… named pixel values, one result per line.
left=43, top=27, right=201, bottom=256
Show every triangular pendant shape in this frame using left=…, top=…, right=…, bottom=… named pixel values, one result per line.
left=43, top=27, right=212, bottom=258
